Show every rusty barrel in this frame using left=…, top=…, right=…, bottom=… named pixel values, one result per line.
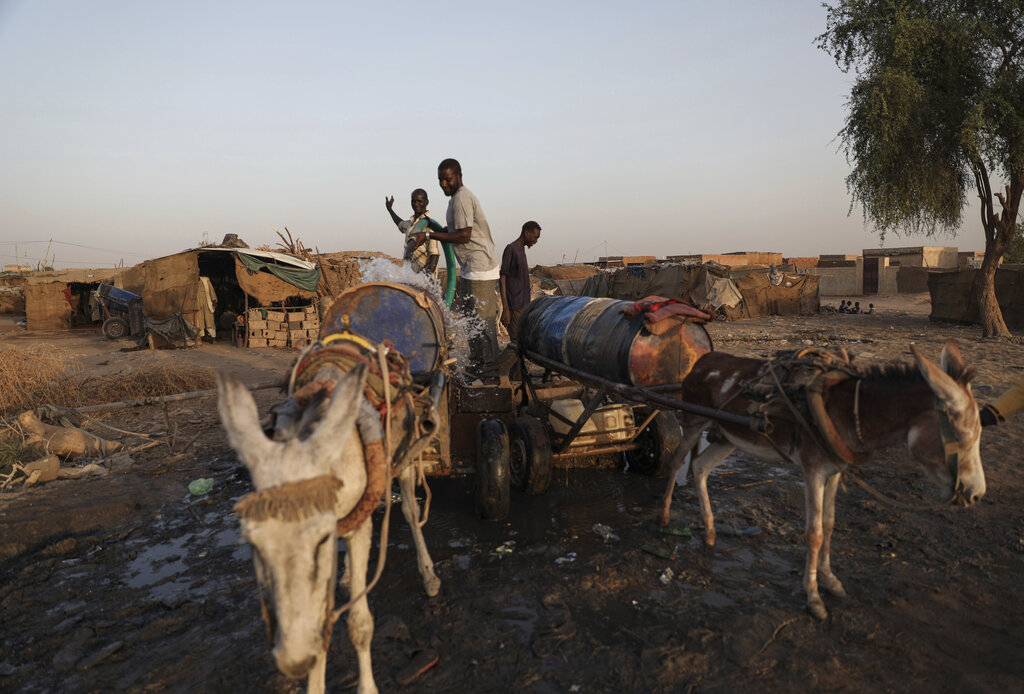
left=517, top=295, right=712, bottom=386
left=320, top=282, right=446, bottom=378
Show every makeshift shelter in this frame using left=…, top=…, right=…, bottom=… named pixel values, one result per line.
left=0, top=273, right=26, bottom=314
left=532, top=264, right=602, bottom=297
left=137, top=248, right=320, bottom=347
left=22, top=268, right=124, bottom=331
left=577, top=263, right=819, bottom=320
left=928, top=266, right=1024, bottom=328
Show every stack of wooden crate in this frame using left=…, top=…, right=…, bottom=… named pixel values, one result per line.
left=246, top=306, right=320, bottom=348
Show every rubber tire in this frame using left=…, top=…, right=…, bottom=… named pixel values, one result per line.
left=509, top=415, right=553, bottom=495
left=475, top=418, right=510, bottom=521
left=102, top=316, right=130, bottom=340
left=625, top=411, right=682, bottom=477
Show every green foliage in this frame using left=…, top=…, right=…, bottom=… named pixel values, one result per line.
left=1004, top=222, right=1024, bottom=263
left=817, top=0, right=1024, bottom=238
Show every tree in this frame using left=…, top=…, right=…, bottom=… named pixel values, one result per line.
left=1005, top=221, right=1024, bottom=262
left=818, top=0, right=1024, bottom=337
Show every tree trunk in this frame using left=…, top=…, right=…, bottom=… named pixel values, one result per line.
left=973, top=257, right=1008, bottom=338
left=973, top=173, right=1021, bottom=338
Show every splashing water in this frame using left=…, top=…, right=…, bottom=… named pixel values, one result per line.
left=356, top=257, right=487, bottom=380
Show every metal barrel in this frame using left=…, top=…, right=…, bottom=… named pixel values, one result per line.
left=517, top=295, right=713, bottom=386
left=517, top=295, right=605, bottom=364
left=320, top=282, right=446, bottom=378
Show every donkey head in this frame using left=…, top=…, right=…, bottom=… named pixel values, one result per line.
left=217, top=365, right=367, bottom=680
left=909, top=339, right=985, bottom=507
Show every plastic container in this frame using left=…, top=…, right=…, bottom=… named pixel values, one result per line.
left=548, top=399, right=635, bottom=447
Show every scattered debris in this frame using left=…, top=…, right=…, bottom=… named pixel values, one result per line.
left=639, top=545, right=675, bottom=560
left=658, top=526, right=692, bottom=538
left=554, top=552, right=577, bottom=565
left=493, top=541, right=516, bottom=556
left=188, top=478, right=214, bottom=497
left=592, top=523, right=620, bottom=543
left=17, top=411, right=122, bottom=459
left=713, top=523, right=762, bottom=537
left=659, top=568, right=675, bottom=585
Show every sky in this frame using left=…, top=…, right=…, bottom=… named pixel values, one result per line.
left=0, top=1, right=993, bottom=270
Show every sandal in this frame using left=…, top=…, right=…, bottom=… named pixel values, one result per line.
left=395, top=648, right=439, bottom=686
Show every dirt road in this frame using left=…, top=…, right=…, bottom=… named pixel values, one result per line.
left=1, top=294, right=1023, bottom=693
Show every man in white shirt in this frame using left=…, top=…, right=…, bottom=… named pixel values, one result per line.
left=411, top=158, right=499, bottom=382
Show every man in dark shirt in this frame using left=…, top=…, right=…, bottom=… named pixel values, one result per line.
left=499, top=221, right=541, bottom=339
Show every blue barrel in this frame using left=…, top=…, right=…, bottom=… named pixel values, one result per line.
left=517, top=295, right=713, bottom=386
left=320, top=282, right=446, bottom=378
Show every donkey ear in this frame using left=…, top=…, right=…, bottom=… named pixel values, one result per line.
left=939, top=338, right=966, bottom=378
left=307, top=362, right=368, bottom=462
left=911, top=345, right=968, bottom=411
left=216, top=372, right=277, bottom=472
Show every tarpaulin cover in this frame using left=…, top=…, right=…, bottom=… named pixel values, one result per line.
left=24, top=282, right=71, bottom=330
left=233, top=257, right=316, bottom=305
left=729, top=272, right=820, bottom=318
left=146, top=313, right=200, bottom=345
left=578, top=264, right=819, bottom=320
left=116, top=264, right=146, bottom=295
left=236, top=252, right=321, bottom=292
left=142, top=253, right=200, bottom=320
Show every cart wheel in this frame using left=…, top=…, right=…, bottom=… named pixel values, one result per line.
left=625, top=411, right=682, bottom=477
left=475, top=418, right=510, bottom=521
left=509, top=415, right=553, bottom=495
left=102, top=317, right=130, bottom=340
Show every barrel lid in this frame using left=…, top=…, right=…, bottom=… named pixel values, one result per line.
left=321, top=282, right=444, bottom=376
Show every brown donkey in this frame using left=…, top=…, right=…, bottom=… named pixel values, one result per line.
left=659, top=339, right=985, bottom=619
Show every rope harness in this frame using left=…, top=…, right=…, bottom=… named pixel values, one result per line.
left=283, top=330, right=439, bottom=628
left=743, top=347, right=971, bottom=510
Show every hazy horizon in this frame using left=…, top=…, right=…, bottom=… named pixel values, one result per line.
left=0, top=1, right=994, bottom=270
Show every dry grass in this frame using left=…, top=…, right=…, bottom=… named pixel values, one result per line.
left=0, top=346, right=83, bottom=416
left=0, top=346, right=216, bottom=417
left=78, top=363, right=216, bottom=404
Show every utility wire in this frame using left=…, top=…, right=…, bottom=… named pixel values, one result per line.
left=0, top=240, right=150, bottom=257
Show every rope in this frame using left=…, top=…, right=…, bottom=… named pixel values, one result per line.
left=327, top=347, right=396, bottom=623
left=761, top=357, right=938, bottom=512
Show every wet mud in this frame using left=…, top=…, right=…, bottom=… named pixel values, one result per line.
left=2, top=299, right=1024, bottom=693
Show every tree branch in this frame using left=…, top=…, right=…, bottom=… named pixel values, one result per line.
left=973, top=161, right=996, bottom=243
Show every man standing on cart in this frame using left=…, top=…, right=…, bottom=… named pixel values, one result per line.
left=412, top=158, right=500, bottom=384
left=500, top=220, right=541, bottom=339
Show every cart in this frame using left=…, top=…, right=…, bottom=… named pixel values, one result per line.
left=94, top=284, right=144, bottom=340
left=320, top=282, right=768, bottom=521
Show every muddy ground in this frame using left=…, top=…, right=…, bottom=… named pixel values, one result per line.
left=1, top=294, right=1023, bottom=693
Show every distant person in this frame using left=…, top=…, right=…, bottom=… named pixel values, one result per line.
left=385, top=189, right=443, bottom=275
left=865, top=303, right=874, bottom=315
left=839, top=300, right=848, bottom=313
left=980, top=373, right=1024, bottom=426
left=500, top=221, right=542, bottom=339
left=853, top=301, right=862, bottom=314
left=412, top=158, right=500, bottom=383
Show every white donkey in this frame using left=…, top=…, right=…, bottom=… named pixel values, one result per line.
left=217, top=362, right=440, bottom=694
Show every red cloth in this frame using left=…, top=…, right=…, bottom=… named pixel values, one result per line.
left=621, top=296, right=713, bottom=323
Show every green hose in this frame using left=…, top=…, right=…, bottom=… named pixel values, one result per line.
left=441, top=242, right=456, bottom=306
